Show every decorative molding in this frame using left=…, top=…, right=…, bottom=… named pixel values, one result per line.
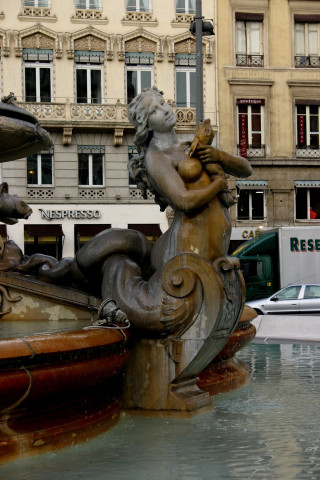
left=121, top=11, right=158, bottom=26
left=0, top=29, right=10, bottom=56
left=117, top=28, right=164, bottom=62
left=17, top=6, right=57, bottom=22
left=66, top=26, right=114, bottom=60
left=70, top=8, right=108, bottom=24
left=62, top=127, right=73, bottom=146
left=228, top=79, right=274, bottom=86
left=288, top=80, right=320, bottom=87
left=167, top=32, right=213, bottom=63
left=113, top=128, right=124, bottom=146
left=13, top=24, right=63, bottom=58
left=171, top=13, right=194, bottom=27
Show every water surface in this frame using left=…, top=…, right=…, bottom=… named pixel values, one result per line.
left=2, top=343, right=320, bottom=480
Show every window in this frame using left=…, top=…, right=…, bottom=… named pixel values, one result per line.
left=295, top=182, right=320, bottom=220
left=126, top=53, right=153, bottom=104
left=304, top=285, right=320, bottom=299
left=296, top=103, right=320, bottom=156
left=294, top=16, right=320, bottom=67
left=23, top=0, right=50, bottom=6
left=175, top=0, right=195, bottom=14
left=23, top=49, right=52, bottom=102
left=237, top=99, right=265, bottom=157
left=175, top=54, right=196, bottom=108
left=235, top=13, right=264, bottom=67
left=78, top=146, right=104, bottom=186
left=127, top=0, right=150, bottom=12
left=75, top=51, right=104, bottom=104
left=27, top=151, right=53, bottom=185
left=273, top=285, right=301, bottom=301
left=75, top=0, right=100, bottom=8
left=25, top=225, right=64, bottom=260
left=236, top=181, right=267, bottom=221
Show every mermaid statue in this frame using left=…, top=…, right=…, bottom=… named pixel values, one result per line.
left=6, top=87, right=252, bottom=382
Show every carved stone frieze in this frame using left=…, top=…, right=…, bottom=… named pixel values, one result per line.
left=0, top=30, right=10, bottom=56
left=66, top=27, right=114, bottom=60
left=117, top=28, right=164, bottom=62
left=167, top=32, right=213, bottom=63
left=74, top=35, right=106, bottom=51
left=14, top=25, right=63, bottom=58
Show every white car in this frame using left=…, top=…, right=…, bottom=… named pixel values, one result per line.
left=246, top=284, right=320, bottom=315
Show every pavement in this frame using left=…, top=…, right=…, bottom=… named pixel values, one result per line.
left=252, top=315, right=320, bottom=344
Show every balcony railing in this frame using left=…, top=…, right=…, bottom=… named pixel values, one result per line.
left=296, top=146, right=320, bottom=158
left=19, top=102, right=196, bottom=127
left=295, top=55, right=320, bottom=68
left=237, top=145, right=265, bottom=158
left=236, top=54, right=264, bottom=67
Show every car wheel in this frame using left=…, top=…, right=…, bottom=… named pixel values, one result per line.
left=254, top=308, right=263, bottom=315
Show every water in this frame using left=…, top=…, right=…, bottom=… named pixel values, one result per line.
left=0, top=320, right=90, bottom=339
left=2, top=342, right=320, bottom=480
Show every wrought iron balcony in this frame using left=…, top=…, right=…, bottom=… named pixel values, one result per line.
left=236, top=54, right=264, bottom=67
left=295, top=55, right=320, bottom=68
left=237, top=145, right=265, bottom=158
left=296, top=145, right=320, bottom=158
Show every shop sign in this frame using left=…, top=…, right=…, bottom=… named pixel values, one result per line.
left=242, top=229, right=261, bottom=239
left=39, top=209, right=101, bottom=220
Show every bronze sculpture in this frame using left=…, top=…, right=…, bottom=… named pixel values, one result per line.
left=0, top=87, right=255, bottom=412
left=14, top=87, right=252, bottom=337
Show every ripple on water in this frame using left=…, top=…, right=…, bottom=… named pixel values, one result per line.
left=1, top=343, right=320, bottom=480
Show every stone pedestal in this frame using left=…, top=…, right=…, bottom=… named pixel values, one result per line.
left=122, top=338, right=213, bottom=415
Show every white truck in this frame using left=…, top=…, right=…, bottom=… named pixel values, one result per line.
left=232, top=227, right=320, bottom=301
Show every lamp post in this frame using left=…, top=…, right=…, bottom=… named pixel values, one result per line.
left=190, top=0, right=214, bottom=126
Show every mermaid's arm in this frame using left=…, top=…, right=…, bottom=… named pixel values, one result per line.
left=197, top=145, right=252, bottom=178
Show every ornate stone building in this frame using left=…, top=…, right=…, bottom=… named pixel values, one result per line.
left=217, top=0, right=320, bottom=250
left=0, top=0, right=217, bottom=258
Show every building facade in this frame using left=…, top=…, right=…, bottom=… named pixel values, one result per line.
left=217, top=0, right=320, bottom=250
left=0, top=0, right=217, bottom=257
left=1, top=0, right=319, bottom=259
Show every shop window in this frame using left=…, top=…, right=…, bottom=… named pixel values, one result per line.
left=23, top=49, right=53, bottom=103
left=295, top=184, right=320, bottom=220
left=294, top=15, right=320, bottom=67
left=237, top=99, right=265, bottom=157
left=175, top=0, right=195, bottom=14
left=75, top=50, right=104, bottom=104
left=237, top=188, right=265, bottom=221
left=27, top=151, right=53, bottom=186
left=235, top=13, right=264, bottom=67
left=175, top=54, right=196, bottom=108
left=75, top=0, right=100, bottom=8
left=126, top=0, right=151, bottom=12
left=296, top=103, right=320, bottom=157
left=78, top=146, right=104, bottom=186
left=125, top=53, right=154, bottom=104
left=128, top=224, right=162, bottom=245
left=24, top=225, right=64, bottom=260
left=74, top=224, right=111, bottom=253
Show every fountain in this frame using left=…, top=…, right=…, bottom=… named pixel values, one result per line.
left=0, top=88, right=256, bottom=464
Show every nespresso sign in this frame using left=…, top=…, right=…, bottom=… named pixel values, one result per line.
left=39, top=209, right=101, bottom=220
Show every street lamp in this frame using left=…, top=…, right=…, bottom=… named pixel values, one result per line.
left=189, top=0, right=214, bottom=126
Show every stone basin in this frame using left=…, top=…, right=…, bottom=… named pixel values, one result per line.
left=0, top=102, right=52, bottom=162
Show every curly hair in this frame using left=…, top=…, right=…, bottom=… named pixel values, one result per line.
left=127, top=87, right=168, bottom=211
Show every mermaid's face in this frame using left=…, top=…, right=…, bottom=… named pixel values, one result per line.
left=144, top=94, right=176, bottom=133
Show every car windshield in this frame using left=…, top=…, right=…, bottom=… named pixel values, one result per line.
left=273, top=285, right=301, bottom=301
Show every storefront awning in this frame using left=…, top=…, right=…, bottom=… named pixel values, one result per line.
left=25, top=224, right=64, bottom=236
left=75, top=224, right=111, bottom=236
left=128, top=224, right=162, bottom=236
